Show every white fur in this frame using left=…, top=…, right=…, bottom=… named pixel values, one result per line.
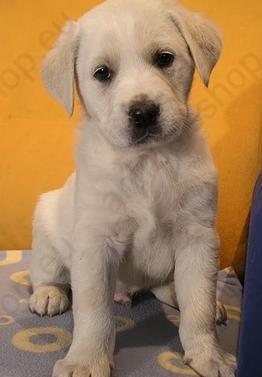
left=30, top=1, right=236, bottom=376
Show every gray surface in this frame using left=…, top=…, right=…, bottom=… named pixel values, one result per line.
left=0, top=251, right=241, bottom=377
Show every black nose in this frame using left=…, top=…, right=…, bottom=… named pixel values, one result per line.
left=129, top=102, right=160, bottom=128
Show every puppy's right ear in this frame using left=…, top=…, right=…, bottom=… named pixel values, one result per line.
left=41, top=21, right=80, bottom=116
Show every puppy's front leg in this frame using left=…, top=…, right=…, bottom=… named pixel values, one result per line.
left=53, top=231, right=120, bottom=377
left=175, top=225, right=236, bottom=377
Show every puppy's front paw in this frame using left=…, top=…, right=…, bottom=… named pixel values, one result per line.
left=29, top=285, right=69, bottom=316
left=52, top=356, right=112, bottom=377
left=185, top=346, right=236, bottom=377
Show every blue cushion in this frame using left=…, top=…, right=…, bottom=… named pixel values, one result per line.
left=237, top=173, right=262, bottom=377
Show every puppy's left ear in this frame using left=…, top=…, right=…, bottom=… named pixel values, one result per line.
left=41, top=21, right=80, bottom=116
left=168, top=2, right=222, bottom=86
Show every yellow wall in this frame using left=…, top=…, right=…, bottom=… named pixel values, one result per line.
left=0, top=0, right=261, bottom=272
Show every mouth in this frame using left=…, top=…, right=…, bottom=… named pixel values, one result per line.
left=131, top=124, right=182, bottom=147
left=133, top=130, right=150, bottom=145
left=133, top=129, right=162, bottom=145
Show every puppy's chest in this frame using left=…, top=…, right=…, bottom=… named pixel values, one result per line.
left=123, top=152, right=179, bottom=223
left=116, top=153, right=178, bottom=281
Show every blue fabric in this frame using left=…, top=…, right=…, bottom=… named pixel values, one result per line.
left=0, top=251, right=241, bottom=377
left=237, top=173, right=262, bottom=377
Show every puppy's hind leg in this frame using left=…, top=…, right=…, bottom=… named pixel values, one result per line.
left=152, top=282, right=227, bottom=323
left=152, top=282, right=178, bottom=308
left=29, top=192, right=70, bottom=317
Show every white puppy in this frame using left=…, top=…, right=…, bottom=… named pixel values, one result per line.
left=29, top=0, right=236, bottom=376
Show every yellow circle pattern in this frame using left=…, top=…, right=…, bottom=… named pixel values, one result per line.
left=0, top=314, right=15, bottom=326
left=0, top=250, right=22, bottom=266
left=166, top=313, right=180, bottom=326
left=10, top=270, right=31, bottom=286
left=222, top=303, right=241, bottom=321
left=115, top=316, right=135, bottom=333
left=158, top=351, right=197, bottom=375
left=12, top=327, right=72, bottom=353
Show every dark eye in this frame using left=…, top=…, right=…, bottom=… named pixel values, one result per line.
left=154, top=51, right=175, bottom=68
left=94, top=65, right=112, bottom=82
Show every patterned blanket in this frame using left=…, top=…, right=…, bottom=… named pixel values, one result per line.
left=0, top=250, right=241, bottom=377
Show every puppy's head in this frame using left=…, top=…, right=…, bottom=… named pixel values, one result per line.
left=42, top=0, right=222, bottom=148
